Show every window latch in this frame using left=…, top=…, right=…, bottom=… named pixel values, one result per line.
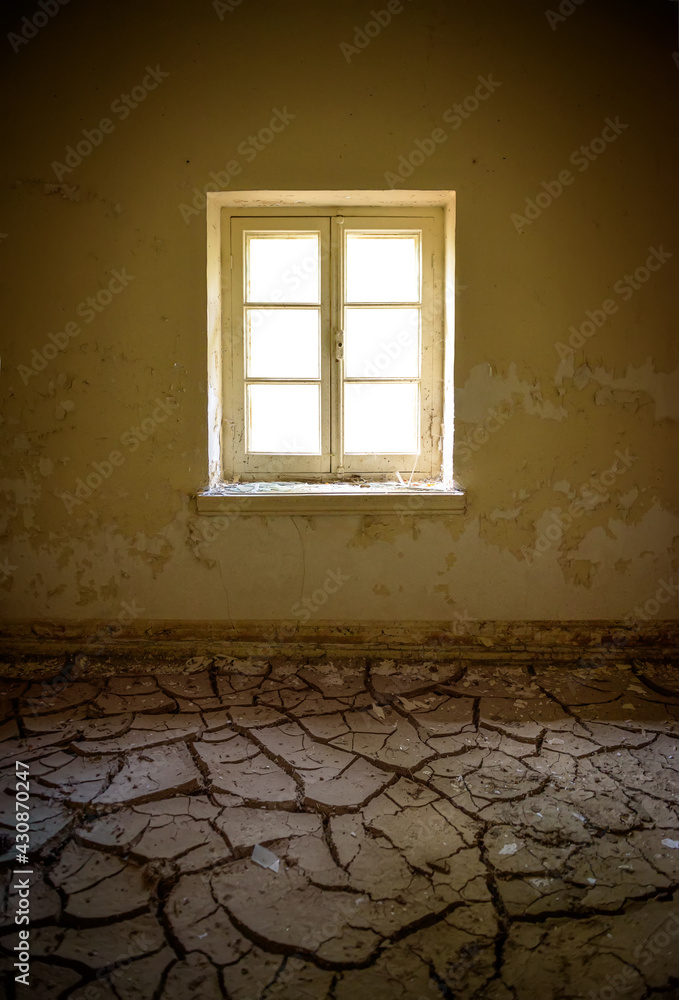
left=335, top=330, right=344, bottom=361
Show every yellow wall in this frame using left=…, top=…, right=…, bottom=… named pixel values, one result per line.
left=1, top=0, right=677, bottom=623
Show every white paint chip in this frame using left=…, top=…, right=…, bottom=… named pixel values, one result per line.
left=251, top=843, right=281, bottom=872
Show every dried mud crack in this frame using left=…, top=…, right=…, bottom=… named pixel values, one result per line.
left=0, top=658, right=678, bottom=998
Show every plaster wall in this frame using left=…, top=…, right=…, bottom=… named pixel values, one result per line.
left=0, top=0, right=677, bottom=623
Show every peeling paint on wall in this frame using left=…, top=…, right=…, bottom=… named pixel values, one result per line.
left=0, top=0, right=676, bottom=624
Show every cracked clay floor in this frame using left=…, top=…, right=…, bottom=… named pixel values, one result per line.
left=1, top=657, right=679, bottom=1000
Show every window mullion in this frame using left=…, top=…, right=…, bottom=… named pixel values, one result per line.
left=330, top=217, right=344, bottom=477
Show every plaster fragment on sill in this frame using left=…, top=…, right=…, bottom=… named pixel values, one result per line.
left=208, top=479, right=457, bottom=496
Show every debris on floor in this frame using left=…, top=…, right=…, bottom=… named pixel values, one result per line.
left=0, top=656, right=678, bottom=997
left=251, top=843, right=281, bottom=873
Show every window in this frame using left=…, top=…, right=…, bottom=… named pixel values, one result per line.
left=200, top=192, right=463, bottom=514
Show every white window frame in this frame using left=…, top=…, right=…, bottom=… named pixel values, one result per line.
left=230, top=215, right=332, bottom=478
left=199, top=191, right=463, bottom=515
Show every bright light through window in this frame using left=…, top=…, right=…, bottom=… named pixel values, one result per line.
left=247, top=309, right=320, bottom=379
left=344, top=309, right=420, bottom=379
left=343, top=232, right=421, bottom=454
left=345, top=233, right=420, bottom=303
left=248, top=383, right=320, bottom=453
left=344, top=382, right=419, bottom=453
left=245, top=228, right=422, bottom=456
left=227, top=209, right=442, bottom=479
left=247, top=234, right=320, bottom=303
left=245, top=231, right=322, bottom=455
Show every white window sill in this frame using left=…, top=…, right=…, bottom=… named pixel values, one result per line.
left=196, top=482, right=466, bottom=515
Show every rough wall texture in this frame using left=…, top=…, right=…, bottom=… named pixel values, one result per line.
left=0, top=0, right=677, bottom=624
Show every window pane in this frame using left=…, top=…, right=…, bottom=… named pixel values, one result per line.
left=247, top=234, right=319, bottom=304
left=344, top=382, right=419, bottom=454
left=247, top=309, right=320, bottom=379
left=345, top=234, right=419, bottom=303
left=344, top=308, right=420, bottom=378
left=248, top=383, right=320, bottom=453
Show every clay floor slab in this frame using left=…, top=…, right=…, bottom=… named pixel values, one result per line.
left=1, top=660, right=678, bottom=998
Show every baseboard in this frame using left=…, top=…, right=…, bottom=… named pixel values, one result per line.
left=0, top=619, right=677, bottom=676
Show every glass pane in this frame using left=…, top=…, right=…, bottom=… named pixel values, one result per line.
left=344, top=382, right=419, bottom=454
left=248, top=383, right=320, bottom=453
left=247, top=234, right=319, bottom=304
left=345, top=308, right=419, bottom=378
left=346, top=234, right=419, bottom=303
left=247, top=309, right=320, bottom=379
